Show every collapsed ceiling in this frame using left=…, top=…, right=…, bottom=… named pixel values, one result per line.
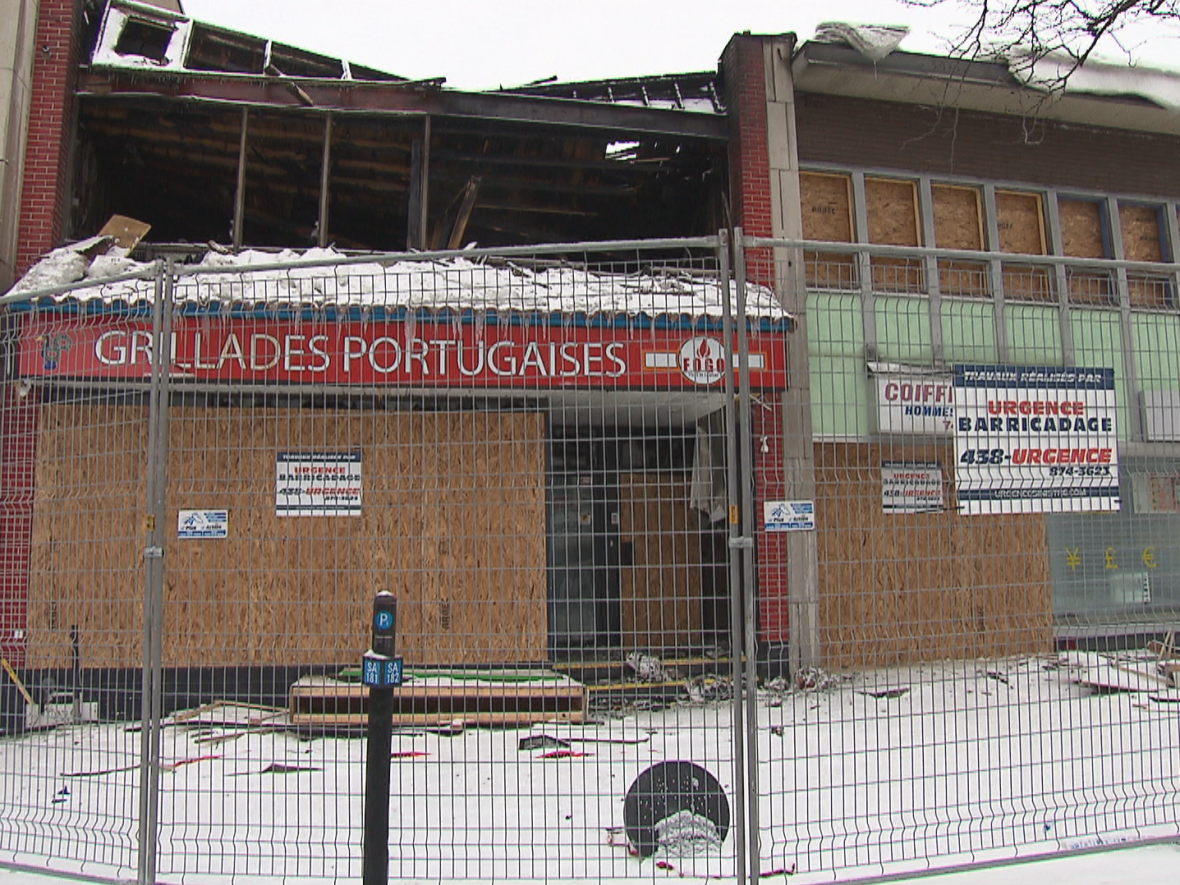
left=72, top=2, right=730, bottom=258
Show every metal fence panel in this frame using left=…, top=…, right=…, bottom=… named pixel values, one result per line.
left=0, top=267, right=165, bottom=880
left=749, top=236, right=1180, bottom=882
left=7, top=233, right=1180, bottom=884
left=1, top=239, right=773, bottom=884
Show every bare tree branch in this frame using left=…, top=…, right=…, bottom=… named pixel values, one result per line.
left=908, top=0, right=1180, bottom=90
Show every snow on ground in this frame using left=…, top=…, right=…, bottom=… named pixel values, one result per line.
left=2, top=654, right=1180, bottom=884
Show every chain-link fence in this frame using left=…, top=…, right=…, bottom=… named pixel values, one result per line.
left=1, top=234, right=1179, bottom=884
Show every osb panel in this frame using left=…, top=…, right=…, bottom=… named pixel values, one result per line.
left=867, top=178, right=922, bottom=291
left=28, top=406, right=546, bottom=669
left=801, top=172, right=854, bottom=241
left=1060, top=199, right=1112, bottom=304
left=996, top=191, right=1052, bottom=301
left=801, top=172, right=856, bottom=289
left=27, top=403, right=150, bottom=671
left=1059, top=199, right=1106, bottom=258
left=1120, top=204, right=1163, bottom=263
left=932, top=184, right=983, bottom=250
left=866, top=178, right=920, bottom=246
left=618, top=473, right=703, bottom=652
left=1120, top=204, right=1169, bottom=308
left=813, top=442, right=1053, bottom=670
left=996, top=191, right=1046, bottom=255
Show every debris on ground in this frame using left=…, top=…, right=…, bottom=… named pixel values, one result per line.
left=686, top=675, right=732, bottom=703
left=857, top=686, right=910, bottom=700
left=160, top=754, right=220, bottom=772
left=63, top=764, right=138, bottom=778
left=1066, top=651, right=1174, bottom=693
left=518, top=735, right=571, bottom=751
left=984, top=669, right=1010, bottom=686
left=259, top=763, right=320, bottom=774
left=625, top=653, right=668, bottom=682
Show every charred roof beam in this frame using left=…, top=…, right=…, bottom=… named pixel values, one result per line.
left=78, top=72, right=729, bottom=140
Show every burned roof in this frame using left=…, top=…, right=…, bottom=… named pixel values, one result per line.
left=75, top=1, right=730, bottom=257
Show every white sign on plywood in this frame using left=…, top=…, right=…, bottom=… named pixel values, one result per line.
left=881, top=463, right=944, bottom=514
left=276, top=451, right=362, bottom=517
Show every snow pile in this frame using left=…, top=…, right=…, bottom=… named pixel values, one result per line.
left=7, top=245, right=791, bottom=323
left=813, top=23, right=910, bottom=62
left=1006, top=49, right=1180, bottom=109
left=652, top=809, right=724, bottom=856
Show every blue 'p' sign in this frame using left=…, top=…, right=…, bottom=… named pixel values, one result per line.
left=375, top=610, right=393, bottom=631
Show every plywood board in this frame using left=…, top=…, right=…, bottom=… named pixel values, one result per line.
left=801, top=172, right=854, bottom=242
left=932, top=184, right=983, bottom=250
left=813, top=442, right=1053, bottom=670
left=1059, top=198, right=1106, bottom=258
left=931, top=185, right=987, bottom=296
left=866, top=178, right=921, bottom=247
left=995, top=191, right=1046, bottom=255
left=1120, top=204, right=1170, bottom=308
left=996, top=191, right=1052, bottom=301
left=1120, top=204, right=1163, bottom=263
left=98, top=215, right=152, bottom=250
left=866, top=177, right=922, bottom=292
left=1059, top=198, right=1112, bottom=304
left=618, top=473, right=704, bottom=652
left=800, top=172, right=856, bottom=290
left=27, top=405, right=547, bottom=669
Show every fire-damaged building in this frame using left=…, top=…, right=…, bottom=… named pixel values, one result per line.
left=6, top=0, right=1180, bottom=725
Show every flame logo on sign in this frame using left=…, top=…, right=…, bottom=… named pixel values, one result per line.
left=37, top=332, right=73, bottom=371
left=678, top=337, right=726, bottom=385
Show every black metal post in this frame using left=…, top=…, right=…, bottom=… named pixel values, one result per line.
left=363, top=593, right=397, bottom=885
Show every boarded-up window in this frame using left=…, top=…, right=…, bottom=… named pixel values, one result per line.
left=996, top=190, right=1052, bottom=302
left=932, top=184, right=986, bottom=296
left=1121, top=203, right=1171, bottom=309
left=865, top=177, right=923, bottom=292
left=800, top=171, right=856, bottom=289
left=1060, top=197, right=1113, bottom=305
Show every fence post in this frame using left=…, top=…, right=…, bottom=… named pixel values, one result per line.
left=137, top=260, right=173, bottom=885
left=718, top=229, right=748, bottom=885
left=731, top=230, right=762, bottom=884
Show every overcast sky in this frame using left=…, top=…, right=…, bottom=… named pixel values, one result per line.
left=179, top=0, right=1180, bottom=92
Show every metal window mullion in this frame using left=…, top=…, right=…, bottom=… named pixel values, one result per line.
left=919, top=177, right=945, bottom=367
left=1045, top=191, right=1075, bottom=365
left=1107, top=196, right=1144, bottom=441
left=982, top=184, right=1009, bottom=362
left=1164, top=199, right=1180, bottom=307
left=852, top=172, right=878, bottom=360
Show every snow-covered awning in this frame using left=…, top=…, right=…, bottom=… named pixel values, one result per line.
left=6, top=244, right=792, bottom=329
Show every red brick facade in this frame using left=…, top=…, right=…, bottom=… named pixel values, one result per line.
left=15, top=0, right=81, bottom=277
left=722, top=35, right=791, bottom=644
